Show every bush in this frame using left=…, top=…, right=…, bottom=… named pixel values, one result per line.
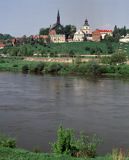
left=106, top=42, right=114, bottom=54
left=22, top=64, right=29, bottom=73
left=44, top=63, right=63, bottom=73
left=75, top=133, right=102, bottom=158
left=85, top=46, right=90, bottom=51
left=100, top=56, right=111, bottom=64
left=51, top=126, right=75, bottom=155
left=51, top=126, right=101, bottom=158
left=118, top=65, right=129, bottom=76
left=110, top=52, right=127, bottom=65
left=69, top=50, right=75, bottom=57
left=90, top=46, right=103, bottom=55
left=77, top=63, right=88, bottom=74
left=86, top=61, right=102, bottom=76
left=31, top=63, right=45, bottom=73
left=0, top=134, right=16, bottom=148
left=112, top=149, right=126, bottom=160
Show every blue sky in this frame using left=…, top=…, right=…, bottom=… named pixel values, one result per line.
left=0, top=0, right=129, bottom=36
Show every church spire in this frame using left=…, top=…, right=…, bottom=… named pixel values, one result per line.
left=84, top=18, right=89, bottom=26
left=57, top=10, right=60, bottom=24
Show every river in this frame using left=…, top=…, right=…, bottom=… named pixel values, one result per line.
left=0, top=72, right=129, bottom=154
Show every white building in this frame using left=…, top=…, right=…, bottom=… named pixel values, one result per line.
left=119, top=34, right=129, bottom=43
left=73, top=19, right=92, bottom=42
left=73, top=29, right=85, bottom=42
left=50, top=34, right=66, bottom=43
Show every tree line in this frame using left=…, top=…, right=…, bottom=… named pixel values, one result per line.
left=39, top=25, right=76, bottom=41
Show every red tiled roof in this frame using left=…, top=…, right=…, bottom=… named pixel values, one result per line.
left=96, top=30, right=112, bottom=33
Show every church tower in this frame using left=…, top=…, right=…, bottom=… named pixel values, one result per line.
left=57, top=10, right=60, bottom=25
left=84, top=19, right=89, bottom=26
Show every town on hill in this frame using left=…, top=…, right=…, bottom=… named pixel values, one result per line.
left=0, top=10, right=129, bottom=50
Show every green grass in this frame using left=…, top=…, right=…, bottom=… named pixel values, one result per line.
left=0, top=41, right=120, bottom=56
left=49, top=42, right=107, bottom=54
left=1, top=57, right=129, bottom=77
left=0, top=147, right=114, bottom=160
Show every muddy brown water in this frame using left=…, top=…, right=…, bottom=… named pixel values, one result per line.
left=0, top=72, right=129, bottom=154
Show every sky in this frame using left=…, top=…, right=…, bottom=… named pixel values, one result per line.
left=0, top=0, right=129, bottom=37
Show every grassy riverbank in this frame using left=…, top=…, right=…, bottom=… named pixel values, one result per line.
left=0, top=147, right=123, bottom=160
left=1, top=57, right=129, bottom=77
left=1, top=147, right=129, bottom=160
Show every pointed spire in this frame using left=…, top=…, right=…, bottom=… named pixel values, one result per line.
left=57, top=10, right=60, bottom=24
left=84, top=19, right=89, bottom=26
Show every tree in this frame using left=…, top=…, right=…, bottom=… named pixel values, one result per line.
left=113, top=25, right=121, bottom=42
left=55, top=25, right=64, bottom=34
left=110, top=52, right=127, bottom=64
left=64, top=25, right=76, bottom=40
left=113, top=25, right=119, bottom=37
left=104, top=34, right=114, bottom=42
left=0, top=33, right=13, bottom=40
left=123, top=26, right=127, bottom=37
left=106, top=42, right=114, bottom=54
left=39, top=28, right=49, bottom=35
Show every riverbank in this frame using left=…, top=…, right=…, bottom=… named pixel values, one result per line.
left=0, top=147, right=123, bottom=160
left=1, top=57, right=129, bottom=77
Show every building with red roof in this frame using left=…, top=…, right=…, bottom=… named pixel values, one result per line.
left=0, top=43, right=5, bottom=49
left=92, top=29, right=113, bottom=41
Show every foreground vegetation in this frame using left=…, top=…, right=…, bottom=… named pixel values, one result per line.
left=1, top=147, right=129, bottom=160
left=0, top=126, right=129, bottom=160
left=0, top=52, right=129, bottom=77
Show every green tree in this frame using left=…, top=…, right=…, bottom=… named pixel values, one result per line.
left=0, top=33, right=13, bottom=40
left=106, top=42, right=114, bottom=54
left=64, top=25, right=76, bottom=40
left=113, top=25, right=121, bottom=42
left=123, top=26, right=127, bottom=37
left=55, top=25, right=64, bottom=34
left=39, top=28, right=49, bottom=35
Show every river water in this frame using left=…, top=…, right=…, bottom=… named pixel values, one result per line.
left=0, top=72, right=129, bottom=154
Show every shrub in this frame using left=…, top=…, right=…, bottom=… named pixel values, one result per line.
left=86, top=61, right=102, bottom=76
left=75, top=133, right=102, bottom=158
left=22, top=64, right=29, bottom=73
left=112, top=149, right=126, bottom=160
left=32, top=63, right=45, bottom=73
left=118, top=65, right=129, bottom=76
left=77, top=63, right=88, bottom=74
left=100, top=56, right=111, bottom=64
left=110, top=52, right=127, bottom=65
left=106, top=42, right=114, bottom=54
left=69, top=50, right=75, bottom=57
left=51, top=126, right=75, bottom=155
left=51, top=126, right=101, bottom=158
left=44, top=63, right=63, bottom=73
left=0, top=134, right=16, bottom=148
left=85, top=46, right=90, bottom=51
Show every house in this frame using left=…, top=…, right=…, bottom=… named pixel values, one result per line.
left=119, top=34, right=129, bottom=43
left=50, top=34, right=65, bottom=43
left=98, top=30, right=113, bottom=39
left=73, top=30, right=85, bottom=42
left=92, top=30, right=101, bottom=42
left=92, top=29, right=112, bottom=41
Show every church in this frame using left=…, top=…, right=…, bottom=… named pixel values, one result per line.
left=73, top=19, right=92, bottom=42
left=49, top=10, right=65, bottom=43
